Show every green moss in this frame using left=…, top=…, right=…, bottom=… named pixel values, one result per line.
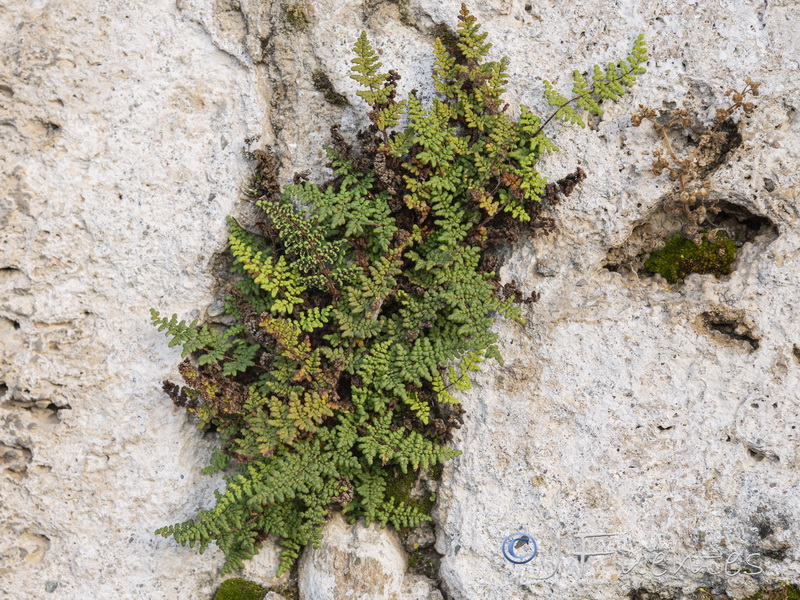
left=285, top=4, right=309, bottom=31
left=644, top=231, right=737, bottom=284
left=742, top=584, right=800, bottom=600
left=213, top=578, right=267, bottom=600
left=694, top=583, right=800, bottom=600
left=407, top=546, right=441, bottom=580
left=312, top=70, right=350, bottom=107
left=384, top=465, right=442, bottom=515
left=385, top=469, right=435, bottom=518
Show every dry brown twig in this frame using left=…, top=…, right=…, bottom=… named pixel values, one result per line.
left=631, top=77, right=760, bottom=242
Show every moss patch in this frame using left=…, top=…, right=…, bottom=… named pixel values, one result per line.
left=214, top=578, right=267, bottom=600
left=408, top=545, right=442, bottom=580
left=644, top=231, right=737, bottom=284
left=428, top=462, right=444, bottom=483
left=693, top=584, right=800, bottom=600
left=385, top=468, right=436, bottom=518
left=285, top=4, right=309, bottom=31
left=312, top=70, right=350, bottom=106
left=743, top=584, right=800, bottom=600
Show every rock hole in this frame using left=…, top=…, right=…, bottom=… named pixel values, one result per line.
left=710, top=199, right=776, bottom=244
left=1, top=394, right=68, bottom=425
left=700, top=309, right=760, bottom=351
left=1, top=443, right=33, bottom=479
left=524, top=3, right=532, bottom=12
left=43, top=121, right=61, bottom=135
left=604, top=102, right=776, bottom=281
left=45, top=402, right=70, bottom=424
left=603, top=198, right=777, bottom=279
left=793, top=345, right=800, bottom=363
left=746, top=444, right=779, bottom=463
left=0, top=267, right=30, bottom=290
left=694, top=118, right=742, bottom=177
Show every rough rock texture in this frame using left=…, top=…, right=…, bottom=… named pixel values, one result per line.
left=0, top=1, right=271, bottom=598
left=1, top=1, right=798, bottom=599
left=298, top=514, right=443, bottom=600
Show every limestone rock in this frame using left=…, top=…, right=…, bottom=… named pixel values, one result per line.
left=297, top=514, right=441, bottom=600
left=1, top=0, right=798, bottom=599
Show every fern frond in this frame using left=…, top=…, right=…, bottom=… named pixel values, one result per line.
left=350, top=31, right=392, bottom=107
left=456, top=3, right=492, bottom=60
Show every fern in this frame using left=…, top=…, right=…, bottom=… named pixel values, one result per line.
left=350, top=31, right=392, bottom=107
left=543, top=33, right=648, bottom=128
left=152, top=3, right=647, bottom=575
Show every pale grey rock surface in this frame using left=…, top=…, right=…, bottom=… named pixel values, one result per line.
left=0, top=1, right=269, bottom=598
left=298, top=513, right=443, bottom=600
left=1, top=1, right=798, bottom=600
